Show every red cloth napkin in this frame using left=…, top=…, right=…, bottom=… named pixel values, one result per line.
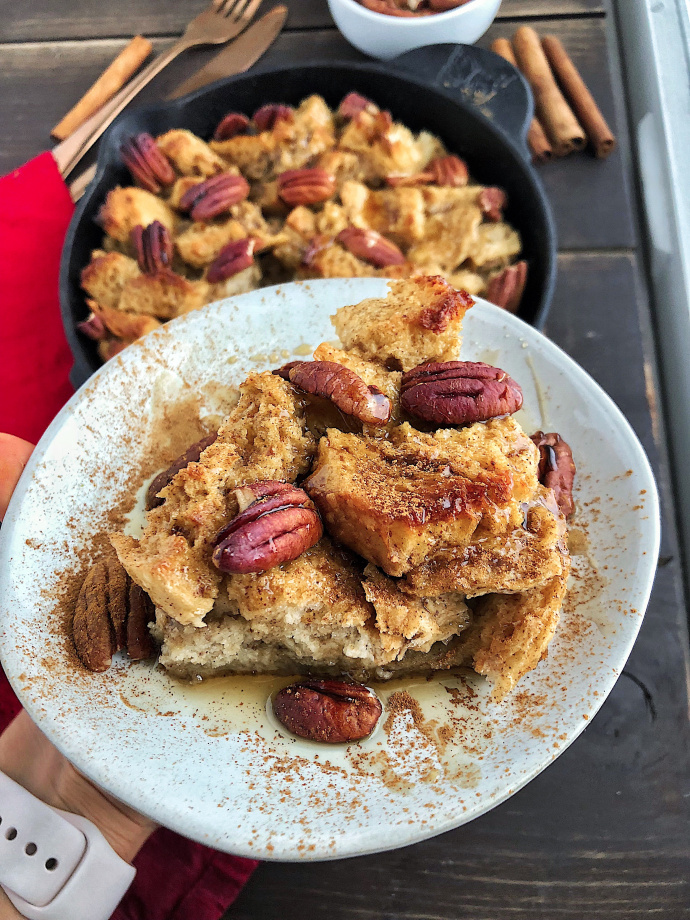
left=0, top=152, right=258, bottom=918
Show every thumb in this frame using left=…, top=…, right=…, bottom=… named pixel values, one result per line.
left=0, top=433, right=34, bottom=521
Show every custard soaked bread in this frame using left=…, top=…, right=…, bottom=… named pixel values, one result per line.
left=332, top=276, right=473, bottom=371
left=303, top=420, right=552, bottom=578
left=156, top=539, right=472, bottom=681
left=112, top=372, right=316, bottom=627
left=111, top=277, right=573, bottom=698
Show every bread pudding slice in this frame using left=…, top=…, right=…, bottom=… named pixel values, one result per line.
left=102, top=273, right=572, bottom=699
left=340, top=181, right=427, bottom=247
left=303, top=419, right=543, bottom=578
left=373, top=567, right=569, bottom=699
left=465, top=567, right=570, bottom=699
left=401, top=494, right=568, bottom=598
left=332, top=276, right=472, bottom=371
left=98, top=187, right=176, bottom=242
left=210, top=95, right=336, bottom=181
left=112, top=372, right=316, bottom=627
left=80, top=251, right=141, bottom=310
left=156, top=540, right=471, bottom=680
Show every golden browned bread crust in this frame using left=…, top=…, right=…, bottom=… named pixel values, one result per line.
left=80, top=251, right=140, bottom=309
left=98, top=187, right=176, bottom=242
left=340, top=181, right=427, bottom=246
left=332, top=276, right=472, bottom=371
left=118, top=271, right=208, bottom=319
left=401, top=496, right=568, bottom=598
left=87, top=299, right=161, bottom=339
left=338, top=109, right=434, bottom=181
left=468, top=566, right=570, bottom=699
left=156, top=129, right=227, bottom=178
left=361, top=563, right=470, bottom=656
left=211, top=95, right=336, bottom=182
left=304, top=419, right=540, bottom=577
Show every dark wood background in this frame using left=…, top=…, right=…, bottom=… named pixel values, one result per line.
left=2, top=0, right=689, bottom=916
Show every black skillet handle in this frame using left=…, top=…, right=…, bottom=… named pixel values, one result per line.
left=391, top=43, right=533, bottom=157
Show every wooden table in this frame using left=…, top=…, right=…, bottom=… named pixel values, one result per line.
left=3, top=1, right=689, bottom=916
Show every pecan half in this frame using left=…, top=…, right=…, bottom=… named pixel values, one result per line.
left=401, top=360, right=523, bottom=425
left=273, top=679, right=382, bottom=743
left=73, top=555, right=155, bottom=672
left=146, top=432, right=219, bottom=510
left=277, top=169, right=336, bottom=206
left=302, top=233, right=331, bottom=267
left=272, top=360, right=304, bottom=382
left=386, top=154, right=468, bottom=188
left=338, top=92, right=378, bottom=119
left=120, top=133, right=175, bottom=194
left=253, top=103, right=293, bottom=132
left=212, top=480, right=322, bottom=574
left=485, top=261, right=528, bottom=314
left=179, top=173, right=250, bottom=221
left=429, top=154, right=469, bottom=187
left=478, top=186, right=507, bottom=221
left=213, top=112, right=250, bottom=141
left=360, top=0, right=420, bottom=16
left=336, top=226, right=405, bottom=267
left=77, top=312, right=108, bottom=341
left=131, top=221, right=174, bottom=274
left=206, top=237, right=257, bottom=283
left=429, top=0, right=472, bottom=9
left=276, top=360, right=392, bottom=426
left=531, top=431, right=576, bottom=517
left=73, top=561, right=113, bottom=672
left=127, top=582, right=156, bottom=660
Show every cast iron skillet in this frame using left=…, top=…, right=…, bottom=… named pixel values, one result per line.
left=60, top=44, right=557, bottom=386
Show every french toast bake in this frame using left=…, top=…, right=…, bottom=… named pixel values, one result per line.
left=101, top=277, right=573, bottom=701
left=78, top=93, right=528, bottom=361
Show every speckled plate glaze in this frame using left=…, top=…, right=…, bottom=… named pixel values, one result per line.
left=0, top=279, right=659, bottom=861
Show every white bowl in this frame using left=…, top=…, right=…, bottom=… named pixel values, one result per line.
left=328, top=0, right=502, bottom=60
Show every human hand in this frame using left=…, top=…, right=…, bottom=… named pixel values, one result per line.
left=0, top=434, right=157, bottom=918
left=0, top=434, right=33, bottom=520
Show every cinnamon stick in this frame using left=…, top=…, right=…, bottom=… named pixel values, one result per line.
left=490, top=38, right=553, bottom=164
left=512, top=26, right=586, bottom=157
left=541, top=34, right=616, bottom=159
left=51, top=36, right=153, bottom=141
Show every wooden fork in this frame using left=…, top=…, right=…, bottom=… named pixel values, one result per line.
left=52, top=0, right=263, bottom=178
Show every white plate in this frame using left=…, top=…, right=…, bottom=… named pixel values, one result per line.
left=0, top=279, right=660, bottom=861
